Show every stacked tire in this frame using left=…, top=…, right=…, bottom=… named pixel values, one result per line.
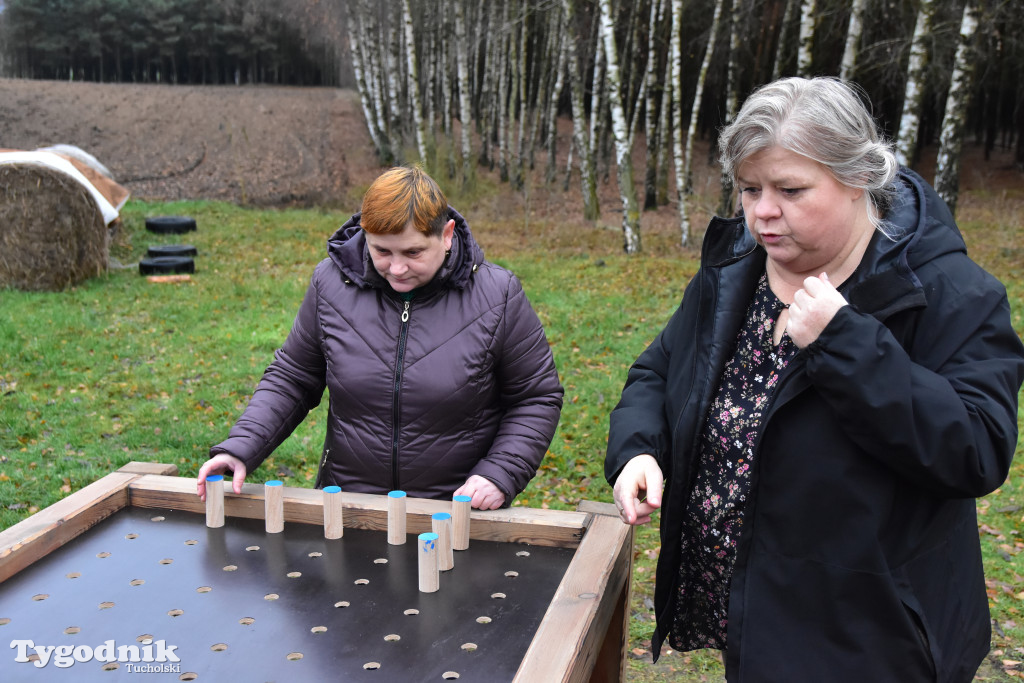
left=140, top=216, right=198, bottom=275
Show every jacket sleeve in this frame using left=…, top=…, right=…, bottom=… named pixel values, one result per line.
left=467, top=276, right=563, bottom=501
left=805, top=271, right=1024, bottom=498
left=604, top=303, right=684, bottom=485
left=209, top=271, right=328, bottom=473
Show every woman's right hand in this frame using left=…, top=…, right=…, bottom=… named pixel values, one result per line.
left=613, top=454, right=663, bottom=525
left=196, top=454, right=247, bottom=502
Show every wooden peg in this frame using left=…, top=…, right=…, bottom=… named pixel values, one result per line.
left=388, top=491, right=407, bottom=545
left=452, top=494, right=471, bottom=550
left=264, top=480, right=283, bottom=533
left=432, top=512, right=454, bottom=571
left=323, top=486, right=343, bottom=539
left=418, top=532, right=439, bottom=592
left=205, top=474, right=224, bottom=528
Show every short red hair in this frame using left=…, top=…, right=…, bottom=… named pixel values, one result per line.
left=360, top=166, right=449, bottom=236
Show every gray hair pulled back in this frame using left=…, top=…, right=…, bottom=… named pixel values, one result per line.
left=719, top=77, right=899, bottom=234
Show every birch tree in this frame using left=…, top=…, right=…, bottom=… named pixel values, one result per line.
left=563, top=0, right=600, bottom=220
left=644, top=0, right=666, bottom=210
left=669, top=0, right=689, bottom=244
left=796, top=0, right=815, bottom=76
left=402, top=0, right=429, bottom=164
left=840, top=0, right=867, bottom=80
left=598, top=0, right=642, bottom=253
left=453, top=0, right=474, bottom=186
left=935, top=0, right=979, bottom=215
left=895, top=0, right=934, bottom=167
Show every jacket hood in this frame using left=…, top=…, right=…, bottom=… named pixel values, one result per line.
left=326, top=205, right=485, bottom=291
left=702, top=167, right=966, bottom=320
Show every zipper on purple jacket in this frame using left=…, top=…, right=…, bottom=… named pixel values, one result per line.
left=391, top=299, right=411, bottom=491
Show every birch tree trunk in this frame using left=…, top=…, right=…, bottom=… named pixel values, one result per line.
left=669, top=0, right=690, bottom=245
left=453, top=0, right=474, bottom=187
left=402, top=0, right=429, bottom=164
left=797, top=0, right=815, bottom=76
left=719, top=0, right=742, bottom=216
left=598, top=0, right=642, bottom=253
left=347, top=0, right=387, bottom=161
left=644, top=0, right=666, bottom=210
left=935, top=0, right=979, bottom=215
left=386, top=11, right=406, bottom=163
left=895, top=0, right=934, bottom=167
left=546, top=11, right=567, bottom=185
left=685, top=0, right=725, bottom=194
left=512, top=7, right=528, bottom=191
left=563, top=0, right=600, bottom=220
left=840, top=0, right=867, bottom=81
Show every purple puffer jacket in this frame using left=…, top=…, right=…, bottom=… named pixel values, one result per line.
left=210, top=207, right=563, bottom=501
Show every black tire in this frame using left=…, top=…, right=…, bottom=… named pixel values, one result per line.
left=145, top=216, right=197, bottom=234
left=139, top=256, right=195, bottom=275
left=147, top=244, right=198, bottom=258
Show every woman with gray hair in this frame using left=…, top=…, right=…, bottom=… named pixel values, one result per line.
left=606, top=77, right=1024, bottom=681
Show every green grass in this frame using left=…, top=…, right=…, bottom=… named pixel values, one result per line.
left=2, top=187, right=1024, bottom=681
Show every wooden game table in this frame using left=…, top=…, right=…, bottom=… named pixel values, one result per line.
left=0, top=462, right=633, bottom=682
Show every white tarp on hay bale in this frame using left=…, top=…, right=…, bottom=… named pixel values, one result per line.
left=0, top=150, right=121, bottom=223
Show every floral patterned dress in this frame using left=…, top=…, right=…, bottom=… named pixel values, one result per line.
left=670, top=273, right=797, bottom=652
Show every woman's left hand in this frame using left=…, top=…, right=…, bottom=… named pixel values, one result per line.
left=454, top=475, right=506, bottom=510
left=787, top=273, right=848, bottom=348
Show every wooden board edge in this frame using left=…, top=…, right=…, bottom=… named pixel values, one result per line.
left=513, top=514, right=634, bottom=682
left=0, top=471, right=139, bottom=583
left=127, top=475, right=589, bottom=548
left=118, top=461, right=179, bottom=476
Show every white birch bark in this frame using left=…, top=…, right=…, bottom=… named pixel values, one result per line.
left=346, top=0, right=385, bottom=159
left=546, top=13, right=567, bottom=185
left=644, top=0, right=666, bottom=210
left=386, top=14, right=405, bottom=161
left=598, top=0, right=642, bottom=253
left=454, top=0, right=474, bottom=185
left=773, top=0, right=796, bottom=80
left=402, top=0, right=428, bottom=163
left=935, top=0, right=979, bottom=215
left=797, top=0, right=815, bottom=76
left=719, top=0, right=742, bottom=216
left=895, top=0, right=934, bottom=167
left=685, top=0, right=724, bottom=194
left=563, top=0, right=600, bottom=219
left=669, top=0, right=690, bottom=245
left=840, top=0, right=867, bottom=80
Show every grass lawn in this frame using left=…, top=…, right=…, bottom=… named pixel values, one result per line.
left=2, top=182, right=1023, bottom=680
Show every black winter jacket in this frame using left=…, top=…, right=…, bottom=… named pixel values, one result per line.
left=212, top=207, right=563, bottom=501
left=606, top=169, right=1024, bottom=682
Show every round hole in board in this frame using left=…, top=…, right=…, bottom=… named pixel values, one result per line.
left=130, top=579, right=145, bottom=587
left=374, top=558, right=388, bottom=565
left=136, top=635, right=154, bottom=643
left=223, top=565, right=238, bottom=572
left=491, top=593, right=506, bottom=600
left=178, top=673, right=198, bottom=681
left=475, top=616, right=491, bottom=625
left=442, top=673, right=460, bottom=680
left=239, top=617, right=255, bottom=625
left=354, top=579, right=369, bottom=585
left=384, top=634, right=400, bottom=642
left=364, top=662, right=381, bottom=670
left=151, top=516, right=165, bottom=522
left=64, top=626, right=80, bottom=635
left=168, top=609, right=184, bottom=617
left=264, top=593, right=279, bottom=601
left=184, top=540, right=198, bottom=546
left=196, top=586, right=212, bottom=594
left=125, top=533, right=139, bottom=540
left=0, top=618, right=11, bottom=626
left=211, top=643, right=228, bottom=652
left=101, top=662, right=119, bottom=671
left=99, top=602, right=115, bottom=610
left=97, top=552, right=111, bottom=558
left=245, top=546, right=260, bottom=552
left=460, top=643, right=477, bottom=652
left=66, top=572, right=81, bottom=579
left=404, top=609, right=419, bottom=616
left=32, top=594, right=49, bottom=601
left=311, top=626, right=327, bottom=634
left=308, top=552, right=322, bottom=558
left=287, top=652, right=304, bottom=661
left=159, top=558, right=173, bottom=565
left=504, top=571, right=519, bottom=578
left=516, top=550, right=530, bottom=557
left=287, top=571, right=302, bottom=579
left=334, top=601, right=350, bottom=608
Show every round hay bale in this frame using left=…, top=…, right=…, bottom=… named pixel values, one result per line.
left=0, top=164, right=109, bottom=292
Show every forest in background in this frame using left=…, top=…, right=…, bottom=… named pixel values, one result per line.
left=1, top=0, right=1022, bottom=251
